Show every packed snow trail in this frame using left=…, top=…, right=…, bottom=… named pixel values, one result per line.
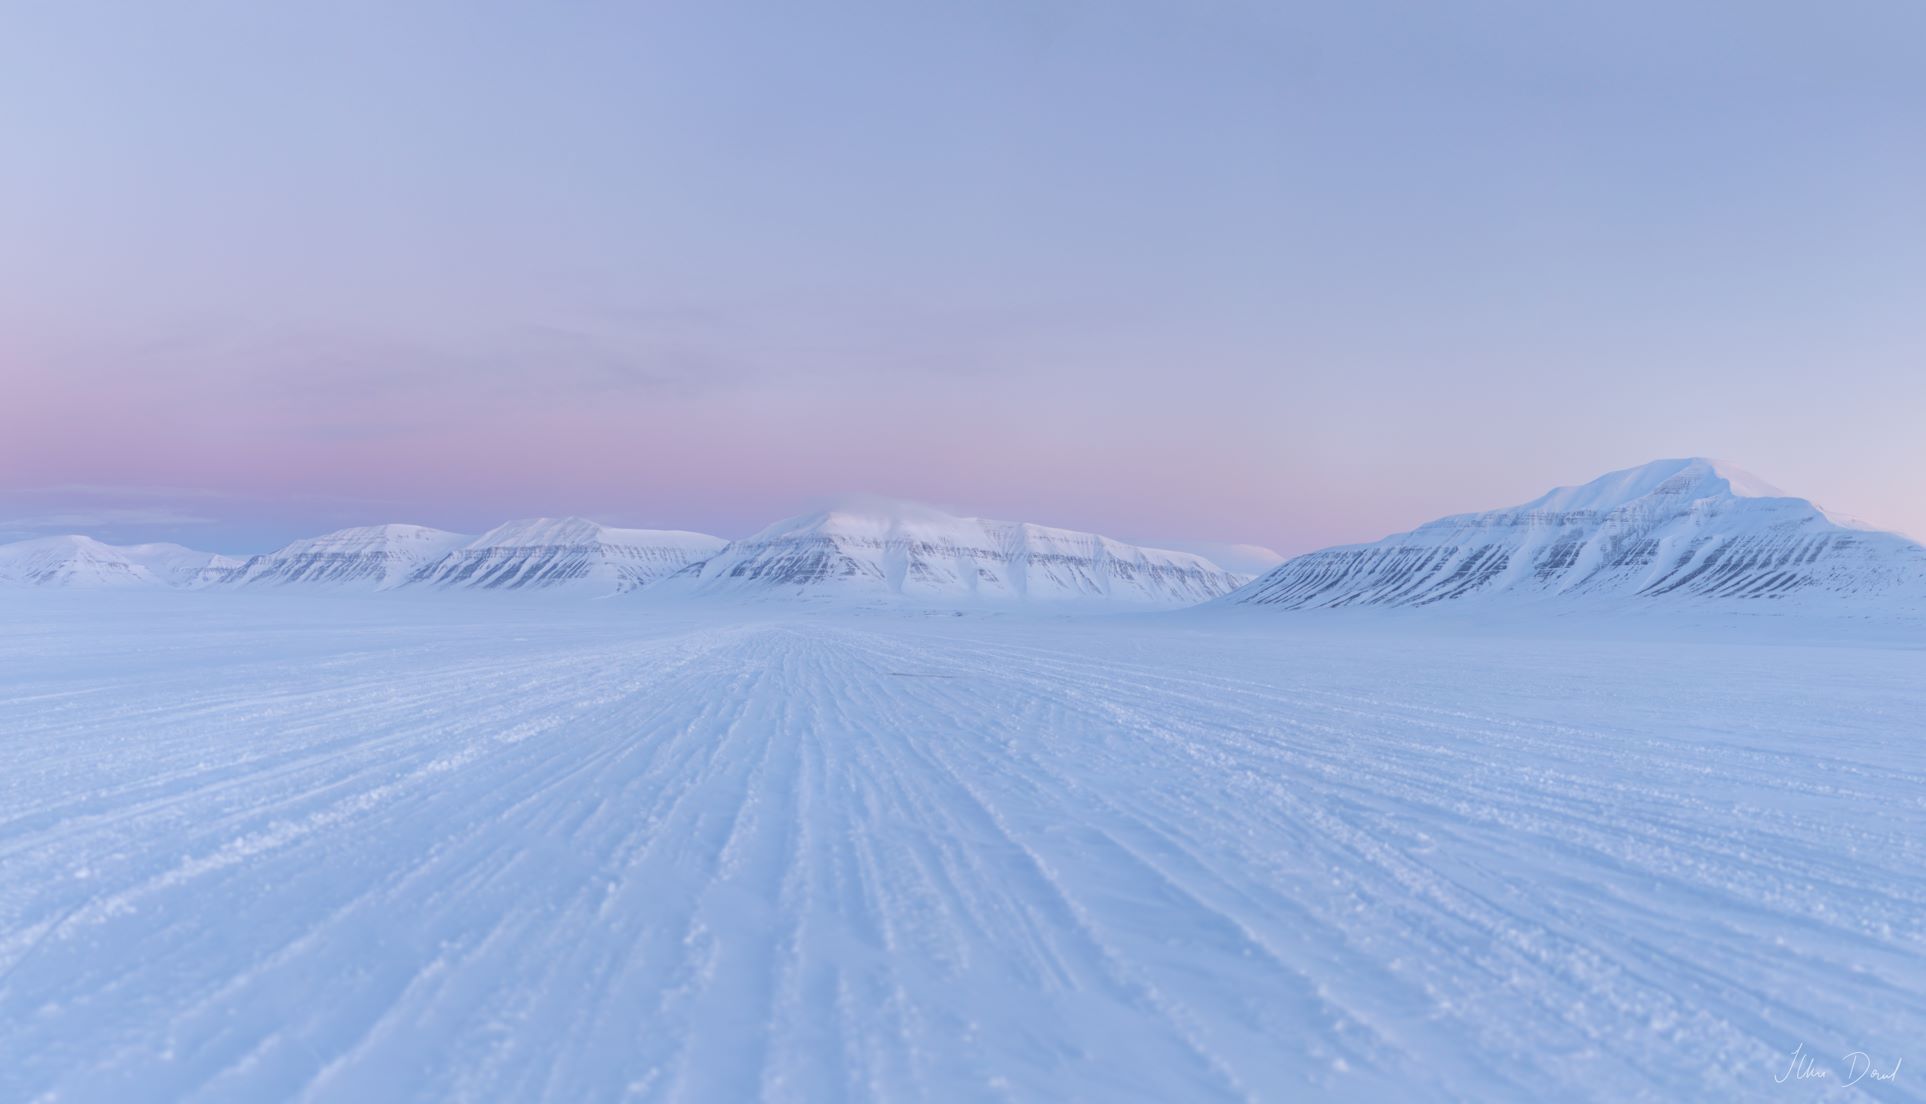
left=0, top=598, right=1921, bottom=1102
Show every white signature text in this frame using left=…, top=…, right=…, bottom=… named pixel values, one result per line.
left=1774, top=1043, right=1902, bottom=1086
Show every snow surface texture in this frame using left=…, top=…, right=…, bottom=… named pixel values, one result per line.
left=1228, top=458, right=1926, bottom=610
left=664, top=498, right=1250, bottom=606
left=0, top=596, right=1920, bottom=1102
left=407, top=518, right=726, bottom=594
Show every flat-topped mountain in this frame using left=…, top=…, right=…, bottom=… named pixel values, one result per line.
left=1225, top=458, right=1926, bottom=610
left=407, top=517, right=725, bottom=594
left=220, top=524, right=471, bottom=589
left=660, top=498, right=1248, bottom=606
left=14, top=460, right=1914, bottom=614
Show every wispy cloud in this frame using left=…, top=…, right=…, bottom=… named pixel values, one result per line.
left=220, top=322, right=765, bottom=408
left=0, top=507, right=217, bottom=541
left=1, top=483, right=232, bottom=500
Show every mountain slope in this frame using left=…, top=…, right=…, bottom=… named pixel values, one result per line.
left=1226, top=458, right=1926, bottom=610
left=118, top=543, right=244, bottom=588
left=0, top=535, right=164, bottom=588
left=223, top=524, right=470, bottom=589
left=407, top=517, right=725, bottom=594
left=663, top=498, right=1248, bottom=606
left=0, top=536, right=245, bottom=589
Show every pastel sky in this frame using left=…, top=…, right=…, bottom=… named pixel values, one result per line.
left=3, top=1, right=1923, bottom=555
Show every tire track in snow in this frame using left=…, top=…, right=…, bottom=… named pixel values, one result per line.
left=2, top=607, right=1921, bottom=1103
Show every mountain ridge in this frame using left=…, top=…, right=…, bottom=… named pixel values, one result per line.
left=662, top=499, right=1249, bottom=607
left=7, top=461, right=1920, bottom=613
left=1224, top=458, right=1926, bottom=610
left=407, top=517, right=725, bottom=593
left=220, top=524, right=472, bottom=589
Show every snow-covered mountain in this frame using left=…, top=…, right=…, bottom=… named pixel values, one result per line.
left=1225, top=458, right=1926, bottom=610
left=221, top=524, right=470, bottom=589
left=0, top=531, right=239, bottom=585
left=661, top=498, right=1249, bottom=606
left=1141, top=539, right=1285, bottom=576
left=0, top=535, right=163, bottom=588
left=0, top=535, right=241, bottom=589
left=119, top=543, right=245, bottom=588
left=407, top=517, right=725, bottom=594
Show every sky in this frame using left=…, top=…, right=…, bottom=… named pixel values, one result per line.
left=3, top=1, right=1923, bottom=556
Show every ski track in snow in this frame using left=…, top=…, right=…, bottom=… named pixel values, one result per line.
left=0, top=601, right=1921, bottom=1102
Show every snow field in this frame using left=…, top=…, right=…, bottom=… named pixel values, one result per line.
left=0, top=598, right=1921, bottom=1101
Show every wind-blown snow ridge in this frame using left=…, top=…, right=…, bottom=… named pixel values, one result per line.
left=1227, top=457, right=1926, bottom=610
left=407, top=517, right=725, bottom=594
left=664, top=497, right=1248, bottom=606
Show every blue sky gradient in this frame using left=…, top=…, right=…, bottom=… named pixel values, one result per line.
left=3, top=1, right=1922, bottom=553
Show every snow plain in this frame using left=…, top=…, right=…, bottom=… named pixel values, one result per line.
left=1, top=594, right=1921, bottom=1102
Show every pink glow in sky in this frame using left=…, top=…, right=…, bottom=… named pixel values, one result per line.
left=4, top=3, right=1923, bottom=554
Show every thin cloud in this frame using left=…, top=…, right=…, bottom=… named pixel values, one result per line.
left=3, top=483, right=232, bottom=500
left=0, top=507, right=217, bottom=540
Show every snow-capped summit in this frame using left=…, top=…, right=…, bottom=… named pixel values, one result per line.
left=0, top=535, right=240, bottom=589
left=407, top=517, right=725, bottom=594
left=663, top=497, right=1249, bottom=606
left=1514, top=457, right=1786, bottom=513
left=224, top=524, right=470, bottom=589
left=1225, top=457, right=1926, bottom=610
left=0, top=534, right=163, bottom=588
